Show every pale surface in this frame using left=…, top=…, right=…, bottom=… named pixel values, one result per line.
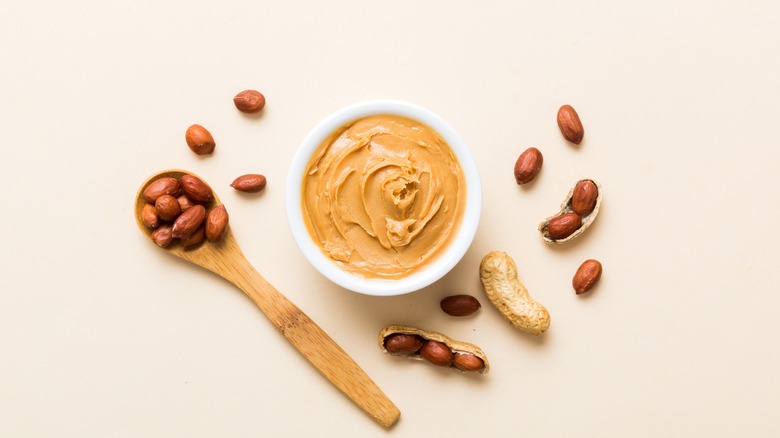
left=1, top=1, right=779, bottom=437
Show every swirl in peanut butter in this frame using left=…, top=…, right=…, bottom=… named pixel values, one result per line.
left=302, top=114, right=466, bottom=279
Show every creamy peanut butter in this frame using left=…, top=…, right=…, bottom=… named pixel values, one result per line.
left=301, top=114, right=466, bottom=279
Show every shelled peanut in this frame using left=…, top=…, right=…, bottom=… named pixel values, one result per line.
left=514, top=147, right=543, bottom=185
left=233, top=90, right=266, bottom=113
left=140, top=174, right=229, bottom=248
left=185, top=124, right=216, bottom=155
left=378, top=325, right=489, bottom=374
left=557, top=104, right=584, bottom=145
left=231, top=174, right=267, bottom=193
left=573, top=259, right=603, bottom=295
left=440, top=294, right=481, bottom=316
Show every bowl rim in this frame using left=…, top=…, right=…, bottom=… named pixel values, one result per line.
left=285, top=100, right=482, bottom=296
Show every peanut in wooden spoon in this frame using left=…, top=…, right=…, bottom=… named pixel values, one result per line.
left=134, top=169, right=400, bottom=428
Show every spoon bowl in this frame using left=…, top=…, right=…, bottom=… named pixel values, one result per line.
left=134, top=169, right=400, bottom=428
left=134, top=169, right=235, bottom=270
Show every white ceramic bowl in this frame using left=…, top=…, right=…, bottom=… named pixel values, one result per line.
left=286, top=100, right=482, bottom=296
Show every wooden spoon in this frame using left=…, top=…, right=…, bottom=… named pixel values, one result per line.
left=134, top=169, right=400, bottom=428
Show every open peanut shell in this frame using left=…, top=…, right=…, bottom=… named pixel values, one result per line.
left=538, top=178, right=603, bottom=244
left=378, top=324, right=489, bottom=374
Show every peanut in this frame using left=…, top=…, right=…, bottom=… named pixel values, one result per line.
left=572, top=180, right=598, bottom=215
left=151, top=225, right=174, bottom=247
left=440, top=294, right=481, bottom=316
left=514, top=147, right=543, bottom=185
left=181, top=225, right=206, bottom=248
left=233, top=90, right=266, bottom=113
left=573, top=259, right=602, bottom=295
left=177, top=195, right=193, bottom=211
left=205, top=204, right=229, bottom=242
left=141, top=203, right=159, bottom=229
left=154, top=194, right=181, bottom=222
left=419, top=341, right=453, bottom=367
left=171, top=205, right=206, bottom=239
left=547, top=213, right=582, bottom=240
left=480, top=251, right=550, bottom=336
left=181, top=174, right=213, bottom=204
left=231, top=174, right=267, bottom=193
left=453, top=353, right=485, bottom=372
left=142, top=177, right=180, bottom=203
left=557, top=104, right=584, bottom=144
left=185, top=124, right=216, bottom=155
left=384, top=334, right=424, bottom=354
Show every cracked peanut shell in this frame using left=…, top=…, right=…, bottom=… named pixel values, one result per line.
left=538, top=178, right=602, bottom=244
left=378, top=324, right=489, bottom=374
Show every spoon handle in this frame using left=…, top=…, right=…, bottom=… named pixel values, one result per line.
left=222, top=257, right=401, bottom=428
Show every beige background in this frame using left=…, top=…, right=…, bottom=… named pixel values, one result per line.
left=2, top=1, right=779, bottom=436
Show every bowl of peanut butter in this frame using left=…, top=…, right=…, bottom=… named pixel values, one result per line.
left=287, top=100, right=481, bottom=296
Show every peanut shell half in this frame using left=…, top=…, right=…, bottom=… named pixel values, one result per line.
left=538, top=178, right=602, bottom=244
left=378, top=324, right=489, bottom=375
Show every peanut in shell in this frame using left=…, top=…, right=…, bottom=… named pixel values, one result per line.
left=378, top=324, right=489, bottom=374
left=480, top=251, right=550, bottom=336
left=539, top=178, right=602, bottom=244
